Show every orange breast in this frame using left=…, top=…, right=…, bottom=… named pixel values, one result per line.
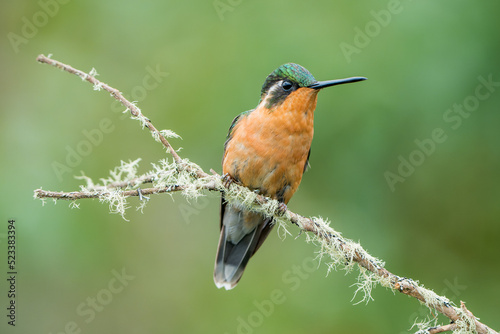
left=223, top=88, right=319, bottom=204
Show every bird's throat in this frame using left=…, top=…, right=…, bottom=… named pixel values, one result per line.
left=265, top=87, right=318, bottom=135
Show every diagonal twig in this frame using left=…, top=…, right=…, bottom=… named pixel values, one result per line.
left=36, top=54, right=208, bottom=179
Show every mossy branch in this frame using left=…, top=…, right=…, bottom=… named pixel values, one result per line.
left=34, top=54, right=498, bottom=334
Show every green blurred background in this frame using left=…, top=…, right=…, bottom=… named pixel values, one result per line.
left=1, top=1, right=499, bottom=333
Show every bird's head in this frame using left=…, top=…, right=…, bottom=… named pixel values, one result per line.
left=259, top=63, right=366, bottom=110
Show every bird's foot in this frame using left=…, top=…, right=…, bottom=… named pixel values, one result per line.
left=277, top=202, right=288, bottom=216
left=221, top=173, right=238, bottom=189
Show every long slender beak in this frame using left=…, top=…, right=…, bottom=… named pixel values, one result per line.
left=308, top=76, right=367, bottom=90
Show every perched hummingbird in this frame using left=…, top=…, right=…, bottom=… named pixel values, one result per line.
left=214, top=63, right=366, bottom=290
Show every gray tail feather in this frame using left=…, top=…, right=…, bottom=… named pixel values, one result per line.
left=214, top=225, right=262, bottom=290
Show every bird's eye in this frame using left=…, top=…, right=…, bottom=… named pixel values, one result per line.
left=282, top=80, right=293, bottom=91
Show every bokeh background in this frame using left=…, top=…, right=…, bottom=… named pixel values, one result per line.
left=1, top=1, right=499, bottom=333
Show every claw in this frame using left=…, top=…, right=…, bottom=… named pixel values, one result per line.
left=222, top=173, right=236, bottom=188
left=277, top=202, right=288, bottom=216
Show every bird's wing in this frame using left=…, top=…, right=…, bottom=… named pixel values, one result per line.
left=223, top=109, right=253, bottom=157
left=303, top=148, right=311, bottom=174
left=220, top=109, right=254, bottom=230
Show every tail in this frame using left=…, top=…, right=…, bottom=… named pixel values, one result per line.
left=214, top=201, right=273, bottom=290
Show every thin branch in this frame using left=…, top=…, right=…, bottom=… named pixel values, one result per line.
left=93, top=173, right=157, bottom=190
left=35, top=55, right=498, bottom=334
left=427, top=323, right=457, bottom=334
left=34, top=184, right=187, bottom=200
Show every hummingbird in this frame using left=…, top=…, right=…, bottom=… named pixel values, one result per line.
left=214, top=63, right=366, bottom=290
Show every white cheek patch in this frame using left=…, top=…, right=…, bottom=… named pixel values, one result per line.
left=262, top=81, right=283, bottom=106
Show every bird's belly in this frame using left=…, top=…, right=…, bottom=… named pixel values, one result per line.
left=223, top=132, right=311, bottom=203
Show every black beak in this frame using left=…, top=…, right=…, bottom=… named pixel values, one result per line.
left=308, top=76, right=367, bottom=90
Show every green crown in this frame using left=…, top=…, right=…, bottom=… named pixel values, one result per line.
left=272, top=63, right=316, bottom=87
